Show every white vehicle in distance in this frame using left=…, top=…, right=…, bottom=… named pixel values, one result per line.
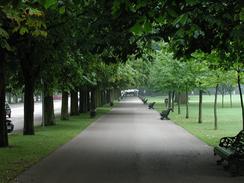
left=122, top=89, right=139, bottom=97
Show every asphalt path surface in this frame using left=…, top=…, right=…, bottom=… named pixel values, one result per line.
left=16, top=97, right=244, bottom=183
left=8, top=100, right=62, bottom=131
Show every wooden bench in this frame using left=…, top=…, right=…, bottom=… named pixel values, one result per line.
left=160, top=108, right=172, bottom=120
left=148, top=102, right=156, bottom=109
left=142, top=98, right=148, bottom=104
left=214, top=130, right=244, bottom=176
left=6, top=119, right=14, bottom=133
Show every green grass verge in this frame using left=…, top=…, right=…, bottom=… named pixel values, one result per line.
left=146, top=95, right=243, bottom=146
left=0, top=104, right=113, bottom=183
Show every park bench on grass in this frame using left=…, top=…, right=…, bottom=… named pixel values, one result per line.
left=138, top=95, right=148, bottom=104
left=6, top=119, right=14, bottom=133
left=214, top=130, right=244, bottom=176
left=160, top=108, right=172, bottom=120
left=148, top=102, right=156, bottom=109
left=141, top=98, right=148, bottom=104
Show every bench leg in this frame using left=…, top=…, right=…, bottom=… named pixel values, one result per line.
left=223, top=164, right=230, bottom=170
left=216, top=158, right=224, bottom=165
left=229, top=159, right=239, bottom=177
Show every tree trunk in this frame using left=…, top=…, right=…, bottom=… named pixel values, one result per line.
left=87, top=89, right=90, bottom=111
left=79, top=87, right=85, bottom=113
left=172, top=91, right=175, bottom=112
left=95, top=89, right=98, bottom=107
left=101, top=90, right=105, bottom=105
left=43, top=85, right=55, bottom=126
left=7, top=93, right=11, bottom=104
left=198, top=89, right=203, bottom=124
left=0, top=51, right=8, bottom=147
left=222, top=94, right=224, bottom=108
left=14, top=95, right=18, bottom=103
left=168, top=91, right=172, bottom=109
left=90, top=88, right=96, bottom=118
left=61, top=91, right=69, bottom=120
left=177, top=91, right=181, bottom=115
left=214, top=84, right=219, bottom=130
left=237, top=71, right=244, bottom=130
left=106, top=89, right=111, bottom=104
left=20, top=51, right=36, bottom=135
left=23, top=80, right=35, bottom=135
left=230, top=93, right=233, bottom=108
left=185, top=86, right=189, bottom=119
left=70, top=90, right=79, bottom=116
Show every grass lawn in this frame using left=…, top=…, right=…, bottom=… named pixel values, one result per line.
left=146, top=95, right=243, bottom=146
left=0, top=105, right=113, bottom=183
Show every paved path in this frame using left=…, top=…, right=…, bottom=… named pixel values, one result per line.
left=16, top=97, right=244, bottom=183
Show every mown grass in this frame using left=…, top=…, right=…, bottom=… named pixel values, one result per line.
left=0, top=105, right=113, bottom=183
left=146, top=95, right=243, bottom=146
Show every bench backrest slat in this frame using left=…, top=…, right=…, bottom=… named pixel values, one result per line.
left=232, top=130, right=244, bottom=154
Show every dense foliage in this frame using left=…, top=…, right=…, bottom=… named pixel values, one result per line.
left=0, top=0, right=243, bottom=147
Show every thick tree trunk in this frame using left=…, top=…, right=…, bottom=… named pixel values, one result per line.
left=23, top=80, right=35, bottom=135
left=185, top=86, right=189, bottom=119
left=61, top=91, right=69, bottom=120
left=87, top=89, right=90, bottom=111
left=19, top=40, right=39, bottom=135
left=237, top=71, right=244, bottom=130
left=79, top=87, right=84, bottom=113
left=214, top=84, right=219, bottom=130
left=70, top=90, right=79, bottom=116
left=101, top=90, right=105, bottom=105
left=0, top=52, right=8, bottom=147
left=44, top=95, right=55, bottom=126
left=177, top=91, right=181, bottom=115
left=84, top=87, right=88, bottom=112
left=79, top=87, right=85, bottom=113
left=106, top=89, right=111, bottom=104
left=90, top=88, right=96, bottom=118
left=95, top=89, right=98, bottom=107
left=198, top=89, right=203, bottom=124
left=43, top=85, right=55, bottom=126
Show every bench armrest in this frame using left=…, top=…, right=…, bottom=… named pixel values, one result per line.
left=219, top=136, right=236, bottom=148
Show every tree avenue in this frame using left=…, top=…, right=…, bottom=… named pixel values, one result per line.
left=0, top=0, right=243, bottom=148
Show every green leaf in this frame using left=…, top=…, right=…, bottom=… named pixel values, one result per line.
left=185, top=0, right=199, bottom=5
left=19, top=27, right=29, bottom=35
left=38, top=0, right=57, bottom=9
left=112, top=1, right=122, bottom=15
left=240, top=8, right=244, bottom=21
left=156, top=16, right=166, bottom=24
left=0, top=27, right=9, bottom=39
left=28, top=8, right=43, bottom=16
left=0, top=39, right=12, bottom=51
left=167, top=8, right=178, bottom=18
left=130, top=22, right=143, bottom=35
left=173, top=14, right=190, bottom=27
left=59, top=6, right=65, bottom=14
left=143, top=21, right=152, bottom=33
